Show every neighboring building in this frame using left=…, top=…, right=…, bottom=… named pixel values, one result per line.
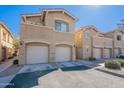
left=19, top=8, right=77, bottom=65
left=75, top=26, right=113, bottom=59
left=105, top=29, right=124, bottom=57
left=0, top=21, right=15, bottom=61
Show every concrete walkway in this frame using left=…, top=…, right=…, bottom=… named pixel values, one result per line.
left=0, top=58, right=14, bottom=73
left=76, top=60, right=104, bottom=68
left=0, top=75, right=15, bottom=88
left=0, top=57, right=19, bottom=88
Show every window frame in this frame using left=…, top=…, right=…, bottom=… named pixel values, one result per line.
left=84, top=31, right=91, bottom=39
left=55, top=20, right=69, bottom=32
left=117, top=35, right=122, bottom=41
left=3, top=31, right=6, bottom=41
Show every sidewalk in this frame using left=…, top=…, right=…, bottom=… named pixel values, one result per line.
left=0, top=57, right=20, bottom=88
left=0, top=58, right=15, bottom=73
left=76, top=59, right=104, bottom=68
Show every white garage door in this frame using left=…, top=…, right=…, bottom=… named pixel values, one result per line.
left=121, top=49, right=124, bottom=54
left=104, top=49, right=110, bottom=58
left=55, top=46, right=71, bottom=62
left=27, top=45, right=48, bottom=64
left=114, top=49, right=119, bottom=56
left=94, top=48, right=101, bottom=59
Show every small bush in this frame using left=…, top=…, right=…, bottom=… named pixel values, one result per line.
left=13, top=59, right=19, bottom=65
left=89, top=57, right=96, bottom=61
left=105, top=61, right=121, bottom=69
left=8, top=56, right=14, bottom=59
left=2, top=59, right=5, bottom=62
left=116, top=60, right=124, bottom=67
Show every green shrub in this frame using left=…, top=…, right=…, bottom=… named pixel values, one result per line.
left=116, top=60, right=124, bottom=67
left=2, top=59, right=5, bottom=62
left=105, top=61, right=121, bottom=69
left=89, top=57, right=96, bottom=61
left=13, top=59, right=19, bottom=65
left=8, top=56, right=14, bottom=59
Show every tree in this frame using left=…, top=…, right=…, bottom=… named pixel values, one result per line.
left=13, top=37, right=20, bottom=49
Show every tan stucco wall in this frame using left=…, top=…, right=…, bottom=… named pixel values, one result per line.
left=26, top=15, right=42, bottom=23
left=19, top=23, right=75, bottom=64
left=106, top=29, right=124, bottom=57
left=75, top=27, right=114, bottom=59
left=93, top=36, right=113, bottom=48
left=0, top=25, right=14, bottom=61
left=44, top=12, right=75, bottom=33
left=75, top=27, right=98, bottom=59
left=19, top=11, right=76, bottom=64
left=74, top=30, right=82, bottom=48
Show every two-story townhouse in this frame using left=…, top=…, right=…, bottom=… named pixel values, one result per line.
left=0, top=21, right=15, bottom=61
left=75, top=26, right=113, bottom=59
left=19, top=8, right=77, bottom=65
left=105, top=29, right=124, bottom=57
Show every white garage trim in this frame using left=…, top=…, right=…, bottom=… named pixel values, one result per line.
left=55, top=45, right=71, bottom=62
left=26, top=45, right=48, bottom=64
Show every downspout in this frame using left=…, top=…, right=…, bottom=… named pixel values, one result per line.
left=91, top=36, right=93, bottom=58
left=42, top=11, right=47, bottom=26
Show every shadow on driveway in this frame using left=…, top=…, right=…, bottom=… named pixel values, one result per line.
left=5, top=61, right=95, bottom=88
left=6, top=69, right=57, bottom=88
left=60, top=65, right=90, bottom=71
left=56, top=62, right=91, bottom=71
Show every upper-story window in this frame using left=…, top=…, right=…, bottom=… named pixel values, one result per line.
left=3, top=31, right=6, bottom=41
left=117, top=35, right=122, bottom=41
left=84, top=31, right=91, bottom=39
left=55, top=21, right=68, bottom=32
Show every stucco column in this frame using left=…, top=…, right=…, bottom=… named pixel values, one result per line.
left=49, top=44, right=55, bottom=63
left=111, top=48, right=113, bottom=58
left=91, top=37, right=94, bottom=58
left=0, top=45, right=2, bottom=62
left=72, top=46, right=76, bottom=61
left=101, top=48, right=104, bottom=58
left=19, top=42, right=26, bottom=65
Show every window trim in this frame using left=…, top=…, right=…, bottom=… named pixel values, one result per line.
left=55, top=20, right=69, bottom=32
left=84, top=31, right=91, bottom=39
left=117, top=35, right=122, bottom=41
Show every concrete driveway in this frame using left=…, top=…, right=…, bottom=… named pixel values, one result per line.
left=34, top=68, right=124, bottom=88
left=5, top=60, right=124, bottom=88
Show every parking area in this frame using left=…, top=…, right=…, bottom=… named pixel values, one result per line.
left=4, top=60, right=124, bottom=88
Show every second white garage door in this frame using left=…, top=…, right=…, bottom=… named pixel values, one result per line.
left=27, top=45, right=48, bottom=64
left=121, top=49, right=124, bottom=54
left=114, top=49, right=119, bottom=56
left=94, top=48, right=101, bottom=59
left=55, top=46, right=71, bottom=62
left=104, top=49, right=110, bottom=58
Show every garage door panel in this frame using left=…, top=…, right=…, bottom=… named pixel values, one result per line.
left=104, top=49, right=110, bottom=58
left=55, top=46, right=71, bottom=62
left=27, top=45, right=48, bottom=64
left=114, top=49, right=119, bottom=56
left=94, top=48, right=101, bottom=59
left=122, top=49, right=124, bottom=54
